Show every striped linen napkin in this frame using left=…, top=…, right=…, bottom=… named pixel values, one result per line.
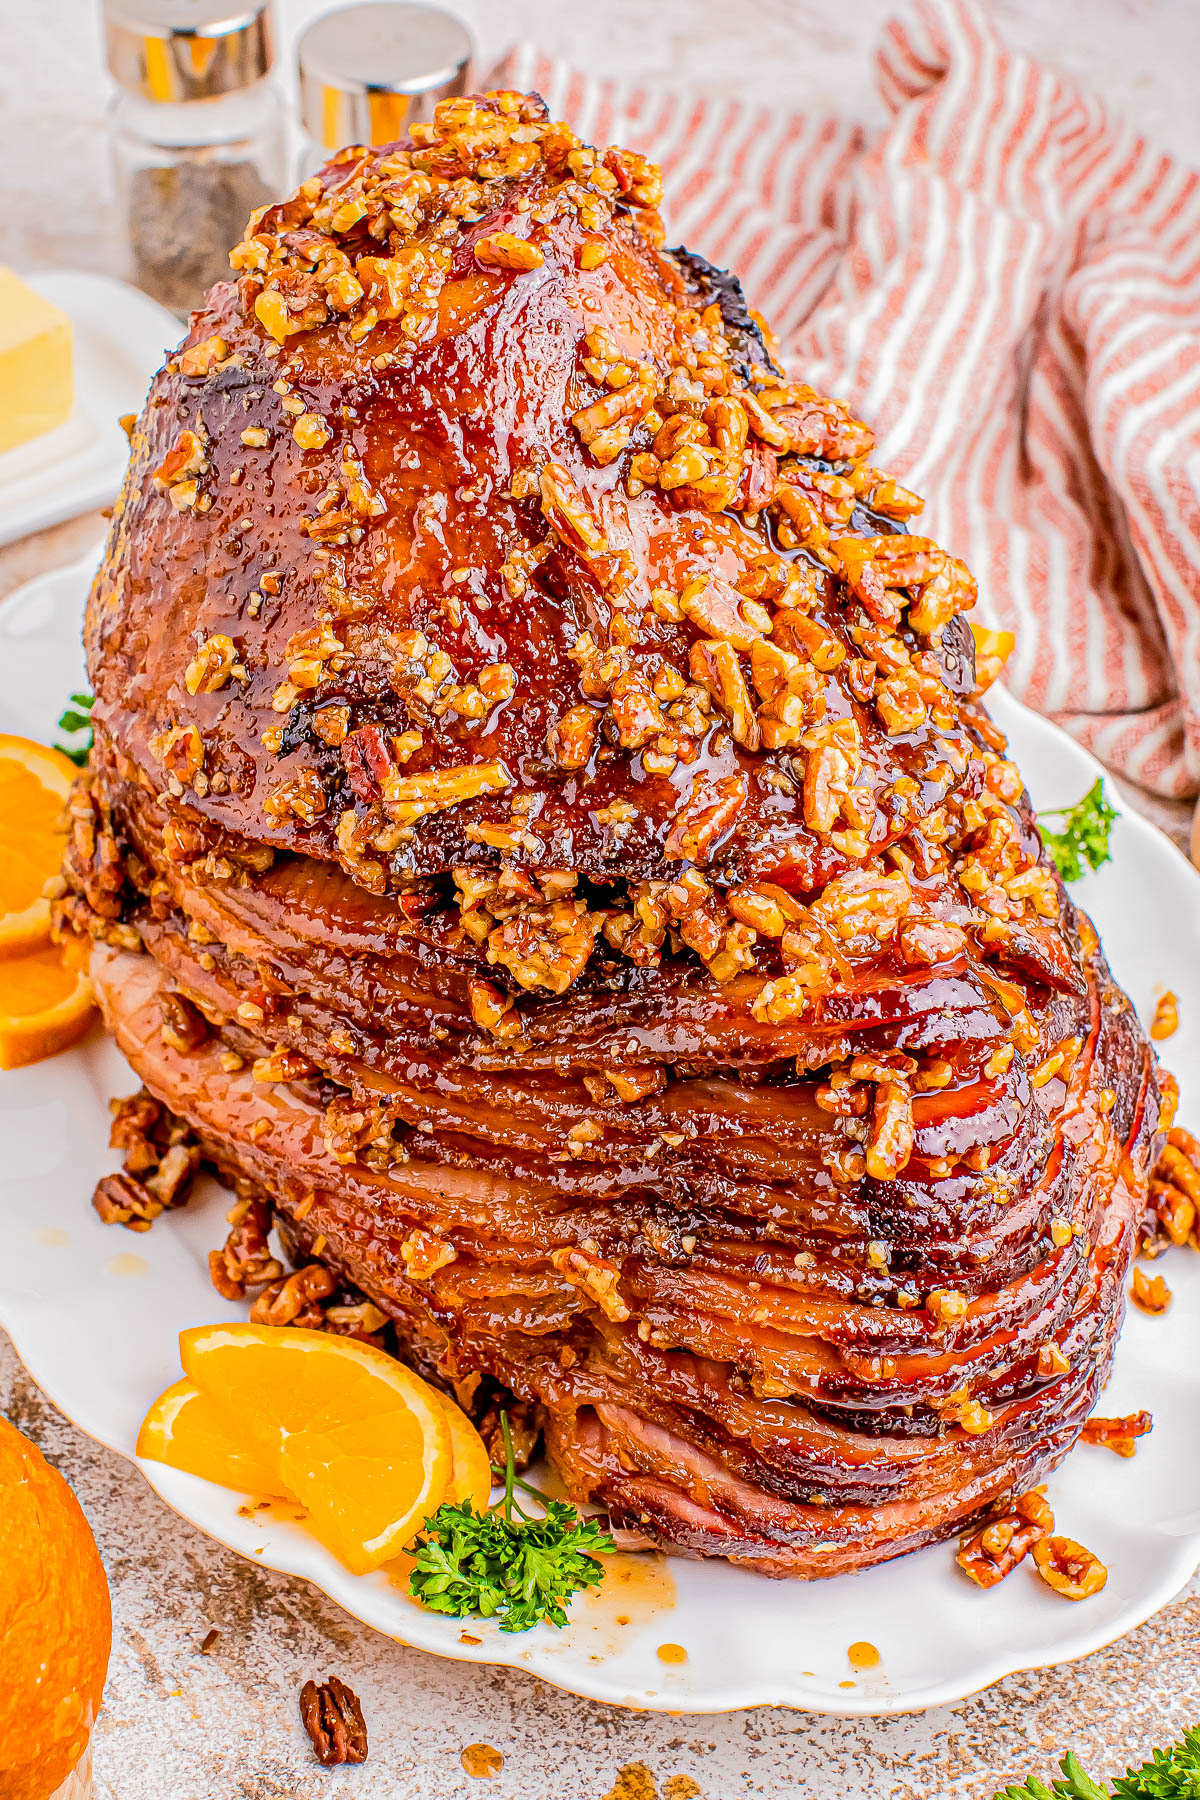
left=503, top=0, right=1200, bottom=830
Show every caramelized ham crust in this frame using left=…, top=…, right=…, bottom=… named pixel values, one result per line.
left=60, top=91, right=1167, bottom=1578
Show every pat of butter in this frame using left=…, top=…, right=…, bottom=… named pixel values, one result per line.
left=0, top=269, right=73, bottom=457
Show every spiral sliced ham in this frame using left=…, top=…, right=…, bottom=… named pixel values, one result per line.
left=59, top=90, right=1166, bottom=1578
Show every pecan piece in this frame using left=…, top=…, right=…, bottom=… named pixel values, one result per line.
left=380, top=759, right=510, bottom=827
left=1131, top=1266, right=1172, bottom=1315
left=474, top=230, right=543, bottom=272
left=956, top=1488, right=1052, bottom=1588
left=300, top=1677, right=368, bottom=1767
left=663, top=773, right=747, bottom=866
left=1079, top=1410, right=1153, bottom=1457
left=92, top=1170, right=159, bottom=1232
left=1150, top=1126, right=1200, bottom=1247
left=865, top=1081, right=914, bottom=1181
left=160, top=991, right=209, bottom=1053
left=94, top=1088, right=202, bottom=1229
left=1032, top=1535, right=1107, bottom=1601
left=546, top=702, right=599, bottom=770
left=251, top=1263, right=337, bottom=1328
left=209, top=1197, right=284, bottom=1300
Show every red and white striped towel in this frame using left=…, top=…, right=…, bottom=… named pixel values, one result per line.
left=503, top=0, right=1200, bottom=808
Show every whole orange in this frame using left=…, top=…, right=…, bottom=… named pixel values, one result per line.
left=0, top=1413, right=112, bottom=1800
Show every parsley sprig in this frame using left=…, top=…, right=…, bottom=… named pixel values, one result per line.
left=995, top=1727, right=1200, bottom=1798
left=408, top=1412, right=615, bottom=1632
left=55, top=689, right=94, bottom=767
left=1038, top=777, right=1118, bottom=882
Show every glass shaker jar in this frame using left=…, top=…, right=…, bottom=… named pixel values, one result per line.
left=103, top=0, right=288, bottom=316
left=296, top=2, right=473, bottom=180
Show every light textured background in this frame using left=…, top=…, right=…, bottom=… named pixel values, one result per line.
left=3, top=3, right=1200, bottom=1797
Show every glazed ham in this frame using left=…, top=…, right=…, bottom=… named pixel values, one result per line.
left=59, top=91, right=1168, bottom=1577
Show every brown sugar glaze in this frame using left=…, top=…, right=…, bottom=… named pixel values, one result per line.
left=64, top=91, right=1172, bottom=1583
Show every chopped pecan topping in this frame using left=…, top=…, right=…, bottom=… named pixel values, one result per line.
left=865, top=1081, right=914, bottom=1181
left=468, top=976, right=520, bottom=1039
left=540, top=461, right=610, bottom=568
left=380, top=760, right=510, bottom=828
left=400, top=1227, right=458, bottom=1281
left=178, top=335, right=229, bottom=377
left=1150, top=1125, right=1200, bottom=1247
left=160, top=991, right=209, bottom=1053
left=663, top=773, right=747, bottom=865
left=551, top=1246, right=630, bottom=1321
left=583, top=1066, right=666, bottom=1104
left=92, top=1171, right=162, bottom=1232
left=184, top=633, right=244, bottom=695
left=300, top=1677, right=368, bottom=1767
left=153, top=428, right=207, bottom=491
left=547, top=703, right=600, bottom=769
left=474, top=230, right=544, bottom=271
left=486, top=897, right=601, bottom=994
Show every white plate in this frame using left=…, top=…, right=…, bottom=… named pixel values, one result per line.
left=1, top=549, right=1198, bottom=1717
left=0, top=273, right=178, bottom=547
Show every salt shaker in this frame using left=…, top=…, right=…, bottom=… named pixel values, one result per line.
left=297, top=2, right=474, bottom=178
left=103, top=0, right=288, bottom=316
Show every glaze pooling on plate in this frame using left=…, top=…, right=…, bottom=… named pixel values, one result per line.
left=0, top=551, right=1197, bottom=1714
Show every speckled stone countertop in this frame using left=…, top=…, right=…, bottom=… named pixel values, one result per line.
left=3, top=3, right=1200, bottom=1796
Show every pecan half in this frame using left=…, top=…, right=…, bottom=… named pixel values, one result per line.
left=1032, top=1535, right=1107, bottom=1601
left=300, top=1677, right=368, bottom=1767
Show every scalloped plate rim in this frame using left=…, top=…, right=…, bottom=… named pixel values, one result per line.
left=0, top=550, right=1197, bottom=1718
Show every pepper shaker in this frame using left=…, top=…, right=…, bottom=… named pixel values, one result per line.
left=103, top=0, right=288, bottom=316
left=296, top=2, right=474, bottom=178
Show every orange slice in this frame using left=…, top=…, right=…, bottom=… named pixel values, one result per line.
left=136, top=1377, right=293, bottom=1499
left=0, top=733, right=76, bottom=959
left=432, top=1388, right=494, bottom=1511
left=0, top=946, right=95, bottom=1070
left=138, top=1366, right=491, bottom=1519
left=970, top=623, right=1016, bottom=694
left=180, top=1324, right=453, bottom=1574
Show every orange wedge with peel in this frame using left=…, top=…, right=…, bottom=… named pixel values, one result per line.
left=136, top=1366, right=494, bottom=1515
left=431, top=1387, right=494, bottom=1511
left=180, top=1324, right=454, bottom=1573
left=0, top=733, right=76, bottom=959
left=0, top=945, right=95, bottom=1070
left=136, top=1377, right=294, bottom=1499
left=970, top=622, right=1016, bottom=695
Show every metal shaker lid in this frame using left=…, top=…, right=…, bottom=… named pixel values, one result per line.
left=298, top=3, right=474, bottom=152
left=103, top=0, right=275, bottom=102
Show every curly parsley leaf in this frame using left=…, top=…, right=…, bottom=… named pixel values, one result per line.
left=995, top=1731, right=1200, bottom=1800
left=55, top=689, right=94, bottom=766
left=408, top=1411, right=614, bottom=1633
left=1038, top=778, right=1118, bottom=883
left=1112, top=1726, right=1200, bottom=1797
left=993, top=1753, right=1110, bottom=1799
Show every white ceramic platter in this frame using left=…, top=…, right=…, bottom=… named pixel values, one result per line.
left=1, top=548, right=1198, bottom=1718
left=0, top=272, right=177, bottom=547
